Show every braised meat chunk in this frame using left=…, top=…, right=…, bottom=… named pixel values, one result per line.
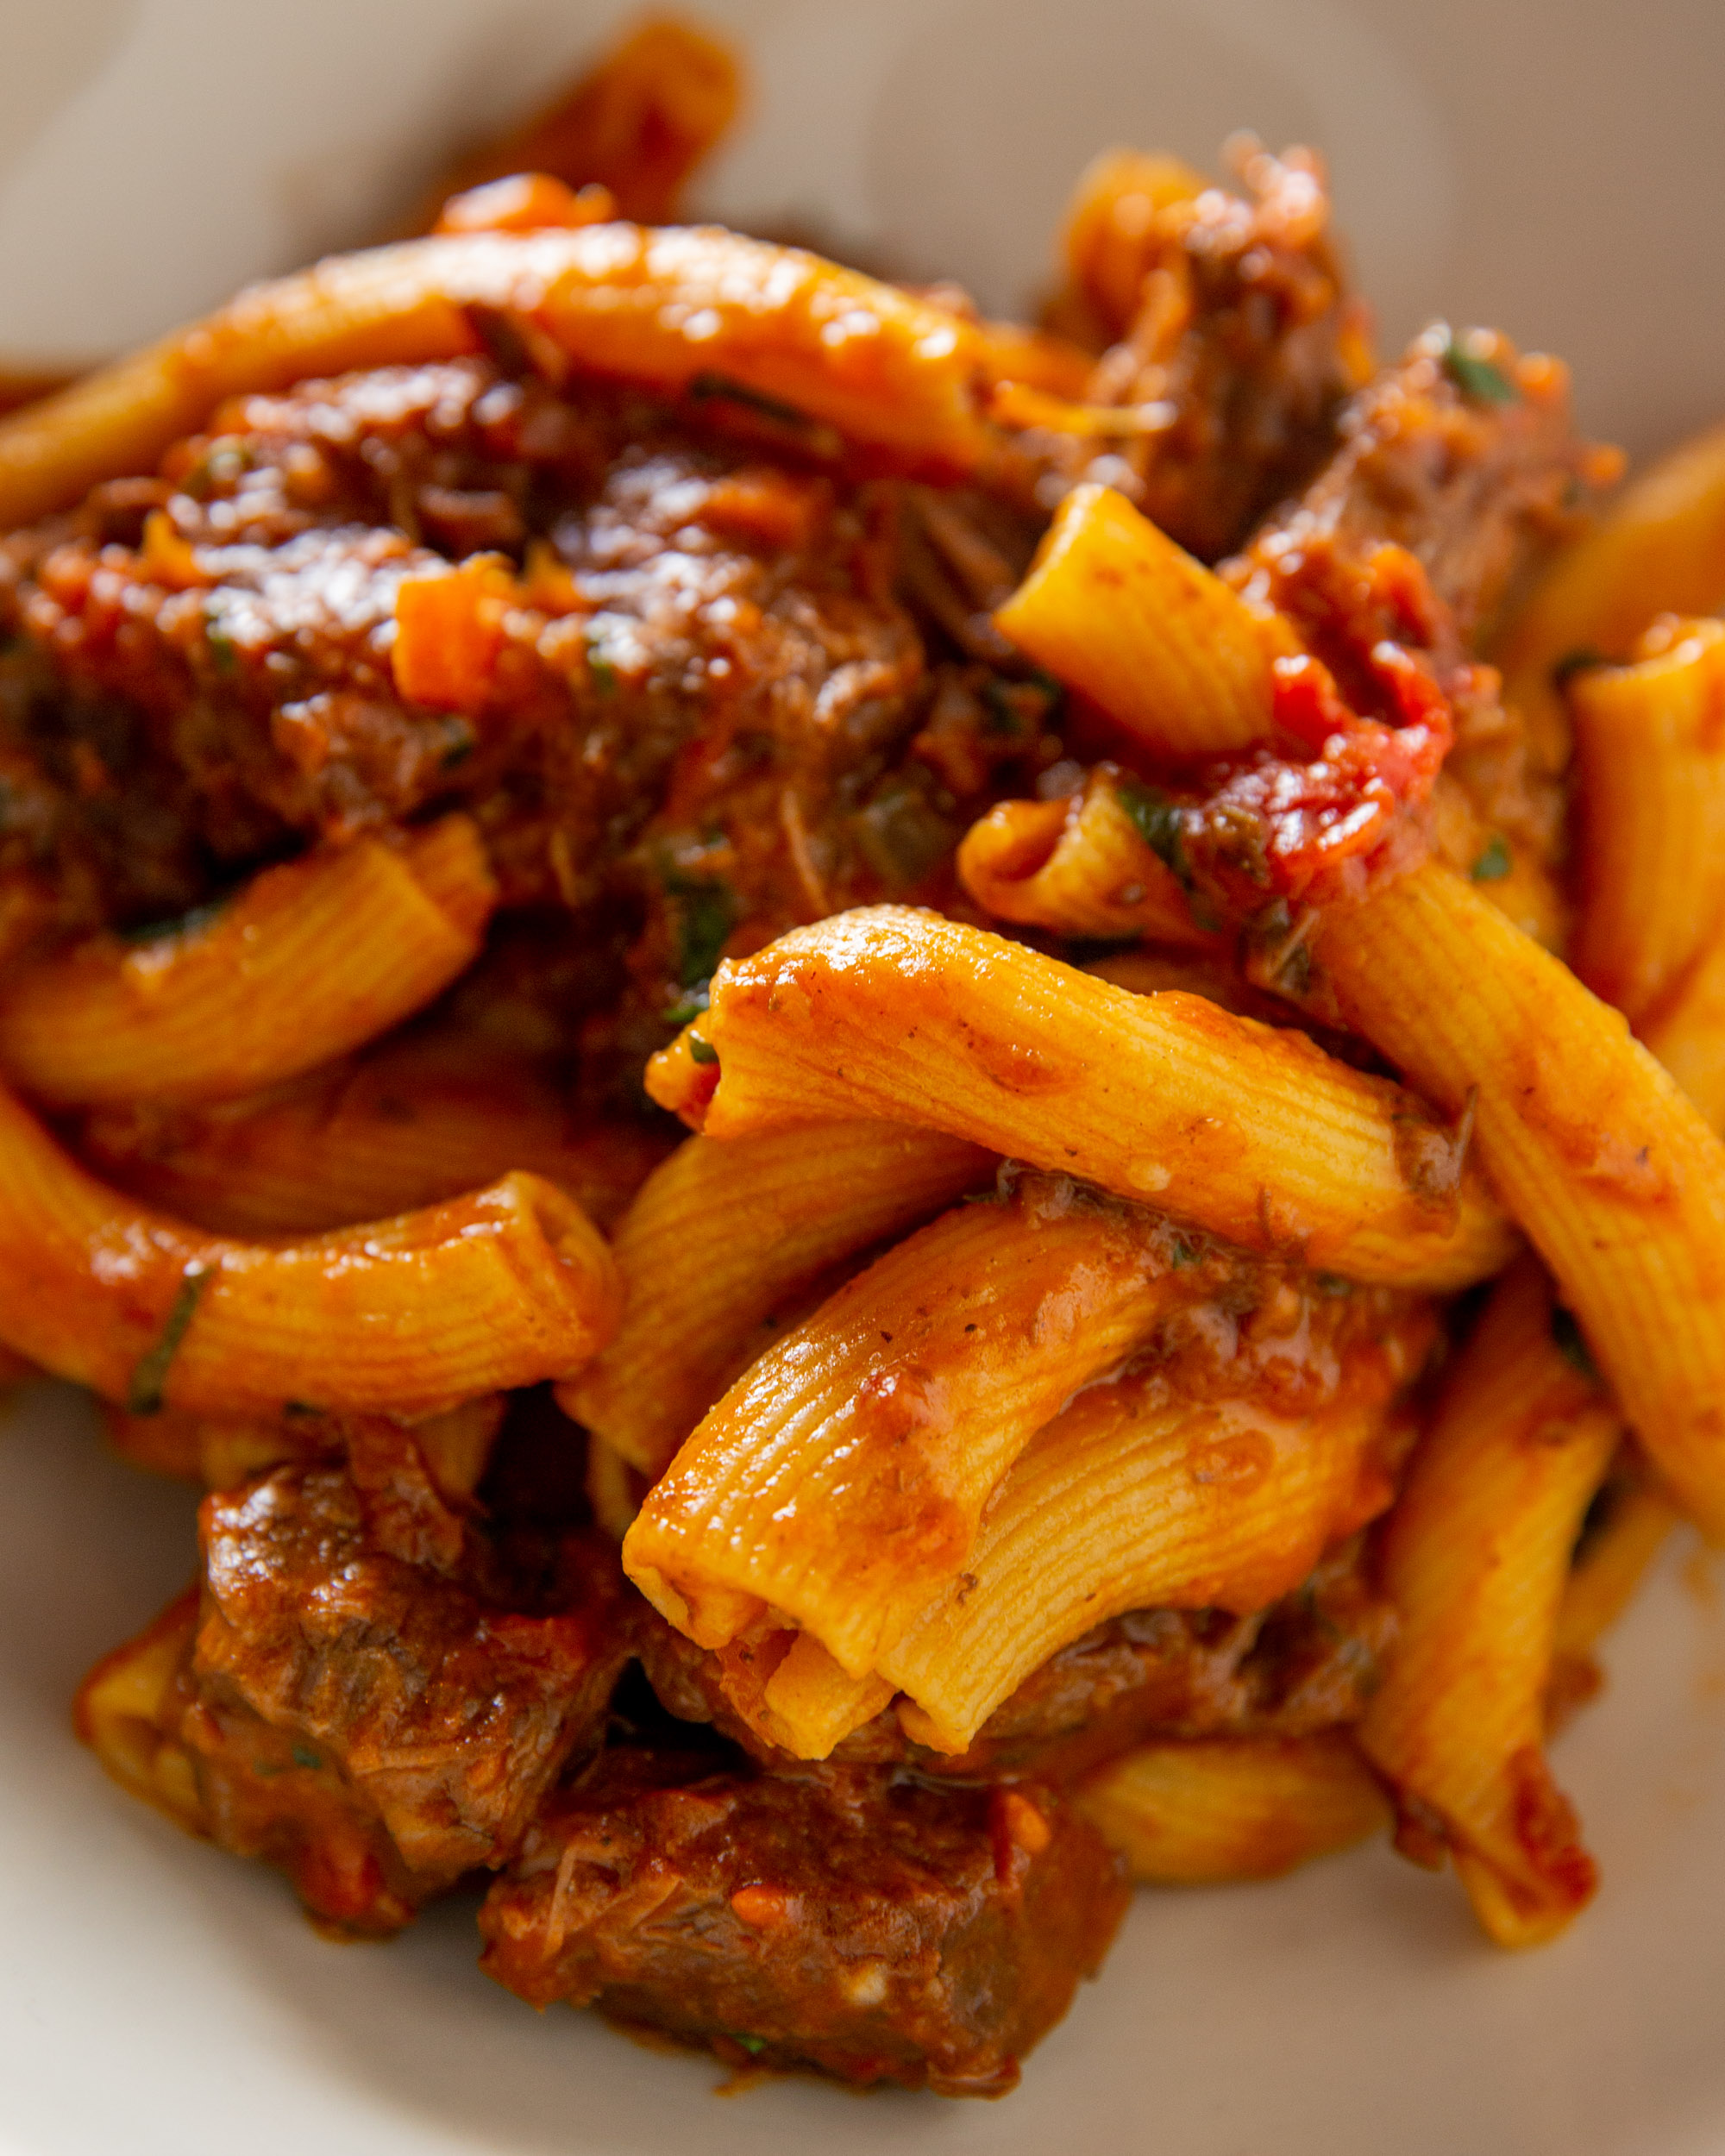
left=480, top=1747, right=1128, bottom=2094
left=76, top=1433, right=639, bottom=1937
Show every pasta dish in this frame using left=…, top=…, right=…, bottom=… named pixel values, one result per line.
left=0, top=15, right=1721, bottom=2097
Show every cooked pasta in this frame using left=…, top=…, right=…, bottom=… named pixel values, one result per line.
left=1358, top=1260, right=1621, bottom=1946
left=648, top=906, right=1515, bottom=1290
left=1076, top=1733, right=1391, bottom=1884
left=562, top=1119, right=991, bottom=1474
left=0, top=1077, right=619, bottom=1416
left=5, top=19, right=1722, bottom=2098
left=1308, top=861, right=1725, bottom=1539
left=0, top=816, right=496, bottom=1106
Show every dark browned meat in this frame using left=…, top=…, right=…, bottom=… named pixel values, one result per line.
left=478, top=1747, right=1128, bottom=2095
left=179, top=1436, right=635, bottom=1934
left=0, top=360, right=1053, bottom=1077
left=634, top=1535, right=1395, bottom=1781
left=1046, top=147, right=1367, bottom=562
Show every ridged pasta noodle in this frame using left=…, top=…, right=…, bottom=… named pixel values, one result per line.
left=648, top=906, right=1515, bottom=1291
left=1358, top=1260, right=1621, bottom=1946
left=73, top=1034, right=669, bottom=1237
left=1568, top=618, right=1725, bottom=1020
left=622, top=1171, right=1222, bottom=1674
left=957, top=768, right=1223, bottom=946
left=762, top=1324, right=1423, bottom=1759
left=1498, top=417, right=1725, bottom=772
left=0, top=817, right=497, bottom=1107
left=1311, top=859, right=1725, bottom=1538
left=0, top=222, right=1089, bottom=527
left=562, top=1120, right=992, bottom=1475
left=0, top=1078, right=620, bottom=1418
left=1642, top=931, right=1725, bottom=1134
left=1077, top=1733, right=1391, bottom=1884
left=993, top=484, right=1280, bottom=757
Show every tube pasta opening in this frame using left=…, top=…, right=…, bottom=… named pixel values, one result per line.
left=1077, top=1734, right=1390, bottom=1884
left=1497, top=418, right=1725, bottom=772
left=873, top=1358, right=1416, bottom=1759
left=647, top=906, right=1514, bottom=1292
left=0, top=817, right=497, bottom=1107
left=0, top=1078, right=620, bottom=1418
left=1359, top=1260, right=1621, bottom=1947
left=1311, top=860, right=1725, bottom=1539
left=957, top=769, right=1224, bottom=948
left=993, top=484, right=1280, bottom=758
left=622, top=1172, right=1226, bottom=1675
left=561, top=1120, right=993, bottom=1476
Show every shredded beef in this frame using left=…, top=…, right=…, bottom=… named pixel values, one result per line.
left=478, top=1746, right=1128, bottom=2095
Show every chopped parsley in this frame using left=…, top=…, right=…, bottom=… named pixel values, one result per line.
left=667, top=875, right=737, bottom=987
left=1551, top=1304, right=1599, bottom=1382
left=687, top=1034, right=719, bottom=1066
left=291, top=1743, right=323, bottom=1773
left=204, top=621, right=239, bottom=679
left=1117, top=779, right=1189, bottom=886
left=724, top=2032, right=768, bottom=2058
left=664, top=983, right=712, bottom=1030
left=126, top=1269, right=210, bottom=1416
left=1169, top=1238, right=1198, bottom=1269
left=1470, top=834, right=1513, bottom=882
left=1441, top=338, right=1520, bottom=405
left=584, top=631, right=618, bottom=698
left=854, top=785, right=954, bottom=890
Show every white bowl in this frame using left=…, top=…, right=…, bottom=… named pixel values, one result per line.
left=3, top=5, right=1724, bottom=2152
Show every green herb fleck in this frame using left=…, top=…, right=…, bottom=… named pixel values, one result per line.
left=291, top=1743, right=323, bottom=1773
left=724, top=2032, right=768, bottom=2058
left=204, top=622, right=239, bottom=679
left=1551, top=1305, right=1599, bottom=1382
left=664, top=983, right=712, bottom=1030
left=440, top=719, right=475, bottom=769
left=854, top=784, right=955, bottom=890
left=668, top=877, right=737, bottom=987
left=1441, top=339, right=1520, bottom=405
left=585, top=631, right=618, bottom=698
left=687, top=372, right=810, bottom=430
left=126, top=1269, right=210, bottom=1416
left=1552, top=646, right=1607, bottom=688
left=1470, top=834, right=1513, bottom=882
left=982, top=680, right=1026, bottom=738
left=1117, top=780, right=1189, bottom=886
left=116, top=896, right=229, bottom=949
left=1169, top=1238, right=1198, bottom=1270
left=687, top=1034, right=719, bottom=1066
left=1314, top=1273, right=1354, bottom=1299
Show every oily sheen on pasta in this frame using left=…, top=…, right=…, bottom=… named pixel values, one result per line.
left=0, top=15, right=1719, bottom=2101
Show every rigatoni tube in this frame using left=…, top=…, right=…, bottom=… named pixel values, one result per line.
left=648, top=905, right=1515, bottom=1293
left=993, top=484, right=1279, bottom=758
left=0, top=1079, right=620, bottom=1419
left=0, top=817, right=496, bottom=1108
left=562, top=1120, right=992, bottom=1475
left=1358, top=1259, right=1620, bottom=1946
left=1311, top=860, right=1725, bottom=1539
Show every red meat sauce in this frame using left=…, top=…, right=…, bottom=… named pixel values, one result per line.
left=0, top=356, right=1061, bottom=1093
left=0, top=310, right=1603, bottom=1114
